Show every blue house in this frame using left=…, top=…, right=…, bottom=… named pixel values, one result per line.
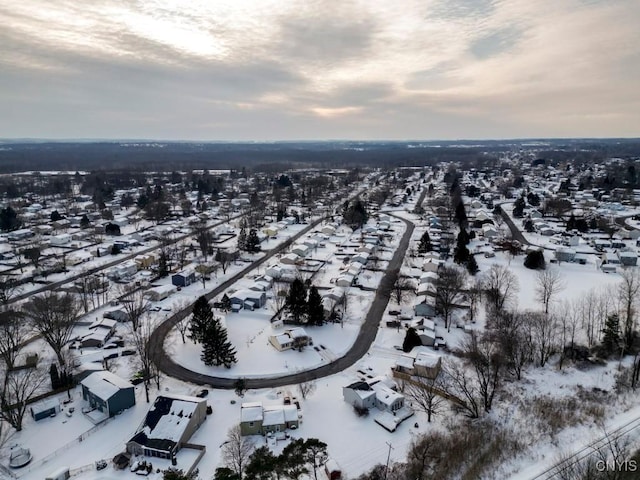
left=80, top=371, right=136, bottom=419
left=172, top=268, right=196, bottom=287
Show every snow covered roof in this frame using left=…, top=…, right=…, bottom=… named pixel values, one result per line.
left=81, top=371, right=134, bottom=401
left=241, top=402, right=263, bottom=423
left=262, top=407, right=285, bottom=427
left=414, top=351, right=441, bottom=369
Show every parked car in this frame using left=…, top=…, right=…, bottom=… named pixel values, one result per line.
left=196, top=389, right=209, bottom=398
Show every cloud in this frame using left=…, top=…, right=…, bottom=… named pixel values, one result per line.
left=0, top=0, right=638, bottom=140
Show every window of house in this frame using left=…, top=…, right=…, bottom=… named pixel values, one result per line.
left=249, top=422, right=254, bottom=427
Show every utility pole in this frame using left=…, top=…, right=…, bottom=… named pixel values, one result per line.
left=384, top=441, right=394, bottom=480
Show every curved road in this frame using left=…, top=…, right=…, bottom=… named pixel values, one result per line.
left=151, top=213, right=415, bottom=389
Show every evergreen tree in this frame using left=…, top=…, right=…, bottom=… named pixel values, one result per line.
left=307, top=286, right=324, bottom=326
left=602, top=313, right=621, bottom=355
left=466, top=255, right=479, bottom=275
left=286, top=278, right=308, bottom=324
left=214, top=468, right=241, bottom=480
left=201, top=317, right=237, bottom=368
left=454, top=201, right=467, bottom=227
left=80, top=214, right=91, bottom=229
left=513, top=196, right=526, bottom=217
left=0, top=206, right=21, bottom=232
left=524, top=250, right=546, bottom=270
left=402, top=327, right=422, bottom=352
left=453, top=230, right=470, bottom=265
left=50, top=364, right=60, bottom=390
left=418, top=231, right=432, bottom=254
left=190, top=296, right=213, bottom=344
left=245, top=229, right=261, bottom=253
left=237, top=225, right=247, bottom=251
left=245, top=446, right=279, bottom=480
left=566, top=214, right=577, bottom=231
left=343, top=199, right=368, bottom=230
left=221, top=294, right=232, bottom=313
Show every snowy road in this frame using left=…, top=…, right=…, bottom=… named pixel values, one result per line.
left=150, top=212, right=415, bottom=389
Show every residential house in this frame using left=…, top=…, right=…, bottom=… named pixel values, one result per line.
left=229, top=289, right=266, bottom=311
left=280, top=253, right=300, bottom=265
left=127, top=394, right=208, bottom=459
left=342, top=377, right=414, bottom=432
left=269, top=328, right=312, bottom=351
left=239, top=402, right=299, bottom=436
left=144, top=284, right=177, bottom=302
left=619, top=251, right=638, bottom=267
left=172, top=268, right=196, bottom=287
left=392, top=349, right=442, bottom=380
left=81, top=371, right=136, bottom=420
left=555, top=247, right=576, bottom=263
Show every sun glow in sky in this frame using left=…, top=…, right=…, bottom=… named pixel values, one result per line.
left=1, top=0, right=639, bottom=140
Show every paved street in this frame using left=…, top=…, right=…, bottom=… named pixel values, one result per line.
left=150, top=213, right=415, bottom=389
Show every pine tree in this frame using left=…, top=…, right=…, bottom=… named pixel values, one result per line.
left=453, top=231, right=470, bottom=265
left=286, top=278, right=308, bottom=324
left=221, top=294, right=232, bottom=312
left=190, top=296, right=213, bottom=344
left=466, top=255, right=479, bottom=275
left=237, top=225, right=247, bottom=251
left=245, top=229, right=261, bottom=253
left=418, top=231, right=432, bottom=254
left=402, top=327, right=422, bottom=352
left=602, top=313, right=621, bottom=355
left=307, top=286, right=324, bottom=326
left=201, top=317, right=237, bottom=368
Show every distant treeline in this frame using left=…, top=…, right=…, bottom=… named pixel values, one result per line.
left=0, top=139, right=638, bottom=173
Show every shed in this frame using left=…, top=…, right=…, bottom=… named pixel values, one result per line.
left=31, top=399, right=60, bottom=421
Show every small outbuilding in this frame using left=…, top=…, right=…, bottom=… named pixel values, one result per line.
left=30, top=399, right=60, bottom=421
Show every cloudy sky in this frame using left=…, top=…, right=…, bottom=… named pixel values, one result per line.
left=1, top=0, right=639, bottom=141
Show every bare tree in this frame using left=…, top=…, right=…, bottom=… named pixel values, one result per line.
left=129, top=316, right=158, bottom=403
left=23, top=291, right=80, bottom=377
left=432, top=265, right=466, bottom=332
left=0, top=365, right=47, bottom=431
left=580, top=289, right=600, bottom=347
left=442, top=360, right=481, bottom=419
left=222, top=425, right=254, bottom=478
left=496, top=311, right=533, bottom=380
left=536, top=268, right=565, bottom=315
left=483, top=264, right=519, bottom=313
left=195, top=226, right=213, bottom=261
left=529, top=311, right=559, bottom=367
left=298, top=381, right=316, bottom=400
left=173, top=300, right=191, bottom=344
left=118, top=285, right=150, bottom=331
left=0, top=310, right=30, bottom=370
left=466, top=279, right=483, bottom=324
left=392, top=276, right=414, bottom=305
left=270, top=280, right=289, bottom=315
left=216, top=249, right=233, bottom=275
left=617, top=269, right=640, bottom=351
left=462, top=333, right=503, bottom=413
left=405, top=375, right=447, bottom=422
left=0, top=274, right=21, bottom=307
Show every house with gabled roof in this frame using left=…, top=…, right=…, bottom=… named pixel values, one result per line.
left=81, top=371, right=135, bottom=421
left=240, top=401, right=300, bottom=436
left=127, top=394, right=207, bottom=459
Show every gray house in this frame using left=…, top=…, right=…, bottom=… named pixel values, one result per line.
left=127, top=394, right=207, bottom=459
left=81, top=371, right=136, bottom=418
left=172, top=268, right=196, bottom=287
left=230, top=289, right=266, bottom=310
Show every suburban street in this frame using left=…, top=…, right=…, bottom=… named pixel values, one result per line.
left=150, top=212, right=414, bottom=389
